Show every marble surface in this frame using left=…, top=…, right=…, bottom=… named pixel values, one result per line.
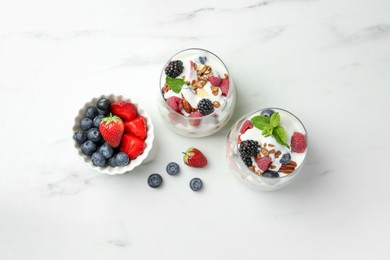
left=1, top=0, right=390, bottom=259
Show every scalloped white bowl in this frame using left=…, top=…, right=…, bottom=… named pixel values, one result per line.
left=72, top=94, right=155, bottom=175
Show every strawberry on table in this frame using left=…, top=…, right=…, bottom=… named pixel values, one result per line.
left=120, top=134, right=146, bottom=160
left=110, top=101, right=137, bottom=121
left=183, top=147, right=208, bottom=168
left=99, top=114, right=124, bottom=148
left=124, top=116, right=147, bottom=140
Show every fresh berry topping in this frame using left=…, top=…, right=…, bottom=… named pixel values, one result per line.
left=99, top=114, right=124, bottom=148
left=85, top=106, right=98, bottom=119
left=98, top=142, right=114, bottom=159
left=110, top=101, right=137, bottom=122
left=96, top=98, right=111, bottom=112
left=189, top=178, right=203, bottom=191
left=97, top=108, right=109, bottom=116
left=166, top=162, right=180, bottom=175
left=93, top=115, right=105, bottom=128
left=81, top=140, right=97, bottom=156
left=198, top=56, right=207, bottom=64
left=183, top=147, right=208, bottom=168
left=115, top=152, right=130, bottom=167
left=197, top=98, right=214, bottom=115
left=120, top=134, right=146, bottom=160
left=189, top=111, right=203, bottom=127
left=240, top=120, right=253, bottom=134
left=208, top=76, right=222, bottom=86
left=220, top=78, right=229, bottom=96
left=108, top=156, right=117, bottom=167
left=148, top=174, right=163, bottom=188
left=260, top=109, right=275, bottom=118
left=291, top=132, right=307, bottom=153
left=86, top=128, right=102, bottom=142
left=239, top=140, right=260, bottom=158
left=166, top=96, right=183, bottom=113
left=255, top=156, right=272, bottom=172
left=73, top=131, right=87, bottom=144
left=279, top=153, right=291, bottom=164
left=124, top=116, right=147, bottom=140
left=165, top=60, right=184, bottom=78
left=80, top=118, right=93, bottom=130
left=262, top=170, right=279, bottom=178
left=241, top=155, right=253, bottom=167
left=91, top=152, right=106, bottom=167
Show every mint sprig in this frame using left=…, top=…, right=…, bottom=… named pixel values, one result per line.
left=166, top=77, right=185, bottom=94
left=251, top=112, right=290, bottom=148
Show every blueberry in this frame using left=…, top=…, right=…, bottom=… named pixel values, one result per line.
left=93, top=114, right=105, bottom=128
left=166, top=162, right=180, bottom=175
left=91, top=152, right=106, bottom=167
left=80, top=118, right=93, bottom=130
left=189, top=178, right=203, bottom=191
left=198, top=56, right=207, bottom=64
left=148, top=174, right=163, bottom=188
left=85, top=106, right=98, bottom=119
left=97, top=108, right=109, bottom=116
left=97, top=98, right=111, bottom=111
left=80, top=140, right=97, bottom=156
left=108, top=156, right=117, bottom=167
left=115, top=152, right=130, bottom=167
left=87, top=128, right=102, bottom=142
left=261, top=109, right=275, bottom=118
left=98, top=142, right=114, bottom=159
left=262, top=170, right=279, bottom=178
left=279, top=153, right=291, bottom=164
left=73, top=131, right=87, bottom=144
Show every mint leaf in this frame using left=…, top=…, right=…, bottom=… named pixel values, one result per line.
left=251, top=116, right=271, bottom=130
left=273, top=126, right=290, bottom=148
left=270, top=112, right=280, bottom=128
left=262, top=125, right=273, bottom=137
left=166, top=77, right=185, bottom=94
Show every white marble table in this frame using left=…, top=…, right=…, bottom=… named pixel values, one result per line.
left=1, top=0, right=390, bottom=259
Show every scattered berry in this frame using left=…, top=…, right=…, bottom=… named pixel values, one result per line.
left=87, top=128, right=102, bottom=142
left=291, top=132, right=307, bottom=153
left=208, top=76, right=222, bottom=86
left=85, top=106, right=98, bottom=119
left=99, top=114, right=124, bottom=148
left=81, top=140, right=97, bottom=156
left=189, top=111, right=203, bottom=127
left=197, top=98, right=214, bottom=115
left=261, top=109, right=275, bottom=118
left=97, top=98, right=111, bottom=112
left=97, top=108, right=109, bottom=116
left=98, top=142, right=114, bottom=159
left=241, top=155, right=253, bottom=167
left=115, top=152, right=130, bottom=167
left=80, top=118, right=93, bottom=130
left=73, top=131, right=87, bottom=144
left=189, top=178, right=203, bottom=192
left=165, top=60, right=184, bottom=78
left=240, top=120, right=253, bottom=134
left=108, top=156, right=117, bottom=167
left=219, top=78, right=229, bottom=96
left=91, top=152, right=106, bottom=167
left=120, top=134, right=146, bottom=160
left=166, top=96, right=183, bottom=113
left=239, top=140, right=260, bottom=158
left=93, top=114, right=105, bottom=128
left=148, top=173, right=163, bottom=188
left=166, top=162, right=180, bottom=175
left=198, top=56, right=207, bottom=64
left=279, top=153, right=291, bottom=164
left=262, top=170, right=279, bottom=178
left=110, top=101, right=137, bottom=122
left=255, top=156, right=272, bottom=172
left=183, top=147, right=208, bottom=168
left=124, top=116, right=147, bottom=140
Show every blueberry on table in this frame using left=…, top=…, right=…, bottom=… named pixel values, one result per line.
left=91, top=152, right=106, bottom=167
left=108, top=156, right=117, bottom=167
left=189, top=178, right=203, bottom=192
left=85, top=106, right=98, bottom=119
left=115, top=152, right=130, bottom=167
left=148, top=174, right=163, bottom=188
left=73, top=131, right=87, bottom=144
left=166, top=162, right=180, bottom=175
left=97, top=98, right=111, bottom=111
left=260, top=109, right=275, bottom=118
left=93, top=114, right=105, bottom=128
left=81, top=140, right=97, bottom=156
left=98, top=142, right=114, bottom=159
left=279, top=153, right=291, bottom=164
left=80, top=118, right=93, bottom=130
left=262, top=170, right=279, bottom=178
left=87, top=128, right=102, bottom=142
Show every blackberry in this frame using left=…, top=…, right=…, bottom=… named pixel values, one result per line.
left=239, top=140, right=260, bottom=158
left=197, top=98, right=214, bottom=115
left=165, top=60, right=184, bottom=78
left=241, top=155, right=253, bottom=167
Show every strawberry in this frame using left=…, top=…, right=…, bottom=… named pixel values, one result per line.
left=120, top=134, right=146, bottom=160
left=255, top=156, right=272, bottom=172
left=220, top=78, right=229, bottom=96
left=110, top=101, right=137, bottom=121
left=291, top=132, right=307, bottom=153
left=183, top=147, right=208, bottom=168
left=208, top=76, right=222, bottom=86
left=124, top=116, right=147, bottom=140
left=99, top=114, right=124, bottom=148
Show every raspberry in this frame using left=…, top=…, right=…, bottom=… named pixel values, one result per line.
left=240, top=120, right=253, bottom=134
left=255, top=156, right=272, bottom=172
left=239, top=140, right=260, bottom=158
left=197, top=98, right=214, bottom=115
left=291, top=132, right=307, bottom=153
left=189, top=111, right=203, bottom=127
left=209, top=76, right=222, bottom=86
left=241, top=155, right=253, bottom=167
left=167, top=96, right=183, bottom=113
left=220, top=78, right=229, bottom=96
left=165, top=60, right=184, bottom=78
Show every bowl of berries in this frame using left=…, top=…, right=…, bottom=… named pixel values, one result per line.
left=72, top=94, right=154, bottom=175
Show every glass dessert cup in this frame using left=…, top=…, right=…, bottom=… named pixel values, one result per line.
left=158, top=48, right=236, bottom=137
left=225, top=108, right=308, bottom=191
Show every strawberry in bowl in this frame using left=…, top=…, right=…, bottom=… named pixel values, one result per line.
left=72, top=94, right=154, bottom=175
